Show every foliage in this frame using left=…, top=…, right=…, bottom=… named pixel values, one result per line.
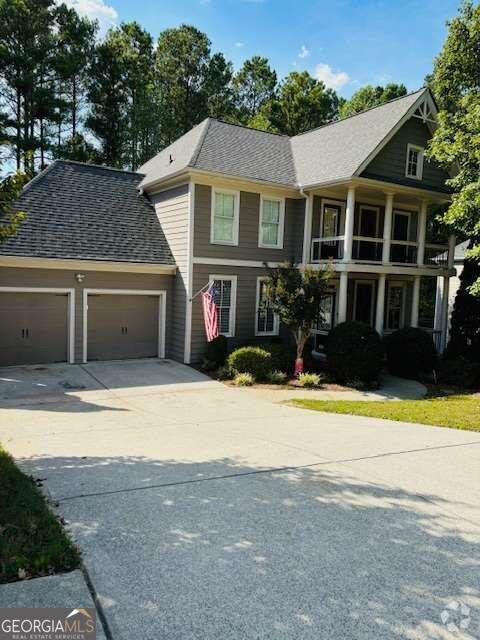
left=262, top=262, right=332, bottom=367
left=216, top=364, right=234, bottom=381
left=325, top=321, right=384, bottom=385
left=233, top=56, right=277, bottom=124
left=266, top=71, right=339, bottom=136
left=206, top=334, right=228, bottom=367
left=266, top=370, right=287, bottom=385
left=258, top=342, right=295, bottom=374
left=201, top=358, right=217, bottom=372
left=297, top=372, right=322, bottom=388
left=339, top=83, right=407, bottom=118
left=0, top=446, right=80, bottom=583
left=291, top=395, right=480, bottom=432
left=384, top=328, right=437, bottom=379
left=437, top=355, right=480, bottom=389
left=233, top=372, right=254, bottom=387
left=227, top=346, right=271, bottom=380
left=428, top=2, right=480, bottom=294
left=0, top=172, right=27, bottom=243
left=445, top=239, right=480, bottom=361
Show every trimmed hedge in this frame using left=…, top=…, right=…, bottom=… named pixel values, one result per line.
left=227, top=346, right=272, bottom=380
left=206, top=335, right=228, bottom=367
left=384, top=327, right=437, bottom=379
left=259, top=342, right=295, bottom=374
left=325, top=321, right=384, bottom=384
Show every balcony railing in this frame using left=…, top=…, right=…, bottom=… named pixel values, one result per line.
left=390, top=241, right=418, bottom=264
left=424, top=243, right=449, bottom=268
left=352, top=236, right=383, bottom=262
left=311, top=237, right=344, bottom=262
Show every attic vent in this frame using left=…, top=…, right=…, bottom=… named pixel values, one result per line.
left=169, top=154, right=173, bottom=164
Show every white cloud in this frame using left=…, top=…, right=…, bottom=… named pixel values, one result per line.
left=314, top=63, right=350, bottom=90
left=298, top=45, right=310, bottom=59
left=59, top=0, right=118, bottom=33
left=235, top=41, right=245, bottom=47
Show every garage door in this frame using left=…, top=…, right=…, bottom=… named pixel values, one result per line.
left=87, top=294, right=159, bottom=361
left=0, top=292, right=69, bottom=367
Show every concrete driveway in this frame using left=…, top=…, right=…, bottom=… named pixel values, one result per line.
left=0, top=360, right=479, bottom=639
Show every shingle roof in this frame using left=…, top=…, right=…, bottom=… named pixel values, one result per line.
left=0, top=160, right=175, bottom=265
left=139, top=88, right=428, bottom=190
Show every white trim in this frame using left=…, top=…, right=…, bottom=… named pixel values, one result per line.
left=258, top=196, right=285, bottom=249
left=405, top=143, right=424, bottom=180
left=184, top=181, right=195, bottom=363
left=209, top=274, right=237, bottom=337
left=302, top=193, right=313, bottom=265
left=210, top=187, right=240, bottom=246
left=0, top=255, right=176, bottom=274
left=320, top=199, right=344, bottom=237
left=385, top=281, right=406, bottom=331
left=254, top=276, right=279, bottom=336
left=194, top=257, right=281, bottom=268
left=353, top=280, right=375, bottom=325
left=82, top=288, right=167, bottom=364
left=0, top=287, right=75, bottom=364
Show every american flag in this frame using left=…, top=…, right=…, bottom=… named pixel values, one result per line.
left=202, top=284, right=219, bottom=342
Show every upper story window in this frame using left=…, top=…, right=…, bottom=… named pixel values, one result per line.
left=259, top=196, right=285, bottom=249
left=211, top=189, right=239, bottom=245
left=405, top=144, right=424, bottom=180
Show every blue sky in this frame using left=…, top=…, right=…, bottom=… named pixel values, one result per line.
left=67, top=0, right=458, bottom=98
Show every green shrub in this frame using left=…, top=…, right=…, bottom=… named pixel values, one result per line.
left=297, top=372, right=322, bottom=388
left=227, top=346, right=271, bottom=380
left=206, top=335, right=228, bottom=367
left=233, top=372, right=254, bottom=386
left=201, top=358, right=217, bottom=372
left=216, top=365, right=234, bottom=381
left=325, top=321, right=384, bottom=385
left=437, top=356, right=480, bottom=389
left=259, top=342, right=295, bottom=373
left=267, top=370, right=288, bottom=385
left=385, top=327, right=437, bottom=379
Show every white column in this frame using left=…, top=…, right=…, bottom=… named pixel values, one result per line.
left=343, top=186, right=355, bottom=262
left=417, top=200, right=428, bottom=266
left=302, top=193, right=313, bottom=265
left=382, top=192, right=394, bottom=264
left=375, top=273, right=386, bottom=335
left=337, top=271, right=348, bottom=324
left=411, top=275, right=421, bottom=327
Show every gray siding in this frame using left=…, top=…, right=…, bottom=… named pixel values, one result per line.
left=193, top=184, right=304, bottom=263
left=151, top=184, right=190, bottom=361
left=190, top=263, right=276, bottom=363
left=0, top=267, right=174, bottom=362
left=361, top=117, right=448, bottom=191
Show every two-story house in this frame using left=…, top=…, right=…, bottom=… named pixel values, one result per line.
left=0, top=87, right=455, bottom=368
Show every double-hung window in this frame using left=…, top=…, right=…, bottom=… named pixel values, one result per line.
left=210, top=275, right=237, bottom=337
left=405, top=144, right=424, bottom=180
left=259, top=197, right=285, bottom=248
left=255, top=277, right=279, bottom=336
left=211, top=190, right=239, bottom=245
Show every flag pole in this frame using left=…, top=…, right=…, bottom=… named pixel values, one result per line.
left=190, top=280, right=215, bottom=302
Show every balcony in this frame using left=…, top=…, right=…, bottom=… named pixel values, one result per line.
left=311, top=237, right=344, bottom=262
left=424, top=243, right=450, bottom=268
left=352, top=236, right=383, bottom=262
left=389, top=241, right=418, bottom=264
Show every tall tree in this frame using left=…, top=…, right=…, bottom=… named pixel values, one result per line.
left=155, top=25, right=233, bottom=144
left=53, top=3, right=96, bottom=158
left=428, top=1, right=480, bottom=295
left=232, top=56, right=277, bottom=124
left=266, top=71, right=339, bottom=136
left=0, top=171, right=27, bottom=242
left=0, top=0, right=58, bottom=172
left=339, top=83, right=407, bottom=118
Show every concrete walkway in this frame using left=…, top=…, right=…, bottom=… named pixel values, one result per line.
left=0, top=360, right=478, bottom=639
left=245, top=374, right=427, bottom=403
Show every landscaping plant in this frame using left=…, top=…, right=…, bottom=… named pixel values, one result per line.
left=233, top=372, right=254, bottom=386
left=227, top=346, right=271, bottom=380
left=325, top=321, right=384, bottom=385
left=297, top=372, right=322, bottom=388
left=385, top=327, right=437, bottom=380
left=266, top=370, right=287, bottom=385
left=206, top=334, right=228, bottom=368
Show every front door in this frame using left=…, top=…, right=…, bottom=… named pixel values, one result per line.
left=354, top=281, right=374, bottom=326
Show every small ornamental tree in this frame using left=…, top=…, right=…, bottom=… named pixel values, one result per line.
left=262, top=262, right=332, bottom=374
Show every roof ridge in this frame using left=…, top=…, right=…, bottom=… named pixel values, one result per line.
left=207, top=117, right=289, bottom=138
left=21, top=161, right=58, bottom=194
left=189, top=118, right=213, bottom=167
left=54, top=158, right=144, bottom=176
left=292, top=87, right=427, bottom=139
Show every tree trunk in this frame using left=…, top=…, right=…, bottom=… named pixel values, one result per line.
left=293, top=328, right=309, bottom=376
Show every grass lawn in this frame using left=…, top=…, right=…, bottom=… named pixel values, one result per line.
left=291, top=394, right=480, bottom=432
left=0, top=446, right=80, bottom=583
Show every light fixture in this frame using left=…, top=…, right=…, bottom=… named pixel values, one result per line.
left=75, top=273, right=85, bottom=283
